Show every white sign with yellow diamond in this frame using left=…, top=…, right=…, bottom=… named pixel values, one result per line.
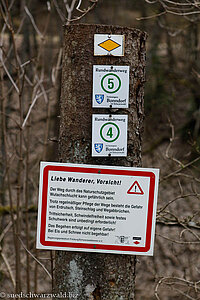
left=94, top=34, right=125, bottom=56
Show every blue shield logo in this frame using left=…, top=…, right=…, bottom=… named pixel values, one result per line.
left=94, top=143, right=103, bottom=153
left=95, top=94, right=104, bottom=104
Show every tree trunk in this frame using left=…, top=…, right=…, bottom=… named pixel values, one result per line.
left=55, top=24, right=147, bottom=300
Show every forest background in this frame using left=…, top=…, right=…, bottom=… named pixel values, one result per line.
left=0, top=0, right=200, bottom=299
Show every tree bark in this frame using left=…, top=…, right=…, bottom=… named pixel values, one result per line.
left=55, top=24, right=147, bottom=300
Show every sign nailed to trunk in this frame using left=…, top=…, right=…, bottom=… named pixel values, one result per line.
left=94, top=34, right=125, bottom=56
left=92, top=114, right=128, bottom=157
left=37, top=162, right=159, bottom=256
left=92, top=65, right=129, bottom=108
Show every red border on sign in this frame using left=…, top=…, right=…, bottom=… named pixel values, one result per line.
left=40, top=165, right=155, bottom=253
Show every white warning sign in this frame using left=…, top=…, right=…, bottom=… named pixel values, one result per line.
left=92, top=65, right=129, bottom=108
left=36, top=162, right=159, bottom=256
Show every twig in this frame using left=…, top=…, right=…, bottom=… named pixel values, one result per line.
left=137, top=11, right=166, bottom=20
left=1, top=251, right=16, bottom=288
left=24, top=6, right=44, bottom=39
left=67, top=1, right=98, bottom=23
left=173, top=288, right=196, bottom=300
left=52, top=0, right=65, bottom=22
left=0, top=53, right=19, bottom=93
left=156, top=233, right=200, bottom=244
left=66, top=0, right=77, bottom=24
left=157, top=220, right=200, bottom=229
left=51, top=48, right=62, bottom=85
left=145, top=0, right=200, bottom=18
left=22, top=88, right=52, bottom=129
left=161, top=156, right=200, bottom=181
left=76, top=0, right=83, bottom=11
left=157, top=193, right=200, bottom=214
left=0, top=219, right=15, bottom=243
left=155, top=276, right=200, bottom=300
left=18, top=237, right=52, bottom=279
left=165, top=120, right=183, bottom=167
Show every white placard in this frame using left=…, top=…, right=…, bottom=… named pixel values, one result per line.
left=92, top=65, right=129, bottom=108
left=94, top=34, right=124, bottom=56
left=36, top=162, right=159, bottom=255
left=92, top=114, right=127, bottom=157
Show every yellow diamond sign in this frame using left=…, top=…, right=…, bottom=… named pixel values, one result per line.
left=94, top=34, right=124, bottom=56
left=98, top=39, right=120, bottom=52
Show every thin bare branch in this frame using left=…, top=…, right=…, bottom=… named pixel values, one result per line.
left=52, top=0, right=65, bottom=22
left=18, top=237, right=52, bottom=279
left=24, top=6, right=44, bottom=39
left=0, top=219, right=15, bottom=243
left=1, top=251, right=16, bottom=288
left=0, top=54, right=19, bottom=93
left=156, top=233, right=200, bottom=244
left=22, top=88, right=52, bottom=129
left=137, top=11, right=166, bottom=20
left=67, top=1, right=98, bottom=23
left=161, top=156, right=200, bottom=181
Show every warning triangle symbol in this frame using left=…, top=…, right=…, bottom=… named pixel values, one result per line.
left=127, top=181, right=144, bottom=195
